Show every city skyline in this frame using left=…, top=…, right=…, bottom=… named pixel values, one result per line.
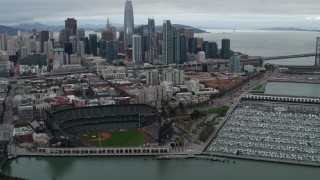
left=1, top=0, right=320, bottom=29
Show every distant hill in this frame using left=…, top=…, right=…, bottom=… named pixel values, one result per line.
left=0, top=25, right=23, bottom=35
left=170, top=24, right=207, bottom=33
left=12, top=22, right=208, bottom=34
left=13, top=22, right=64, bottom=32
left=257, top=27, right=320, bottom=32
left=154, top=24, right=207, bottom=33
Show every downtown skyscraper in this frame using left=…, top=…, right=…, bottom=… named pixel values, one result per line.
left=222, top=38, right=231, bottom=59
left=163, top=20, right=173, bottom=65
left=147, top=18, right=157, bottom=64
left=124, top=0, right=134, bottom=50
left=65, top=18, right=77, bottom=35
left=132, top=35, right=142, bottom=65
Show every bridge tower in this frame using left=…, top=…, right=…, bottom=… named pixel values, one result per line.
left=315, top=37, right=320, bottom=66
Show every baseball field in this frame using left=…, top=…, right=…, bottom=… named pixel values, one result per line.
left=78, top=129, right=151, bottom=147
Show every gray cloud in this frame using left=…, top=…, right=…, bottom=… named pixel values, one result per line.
left=1, top=0, right=320, bottom=28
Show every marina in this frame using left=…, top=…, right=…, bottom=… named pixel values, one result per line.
left=208, top=104, right=320, bottom=166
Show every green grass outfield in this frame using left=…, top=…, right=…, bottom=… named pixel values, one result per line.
left=80, top=129, right=149, bottom=147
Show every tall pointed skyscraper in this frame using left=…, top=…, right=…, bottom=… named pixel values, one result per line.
left=124, top=0, right=134, bottom=50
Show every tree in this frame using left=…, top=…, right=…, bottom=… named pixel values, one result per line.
left=191, top=110, right=201, bottom=120
left=198, top=125, right=214, bottom=142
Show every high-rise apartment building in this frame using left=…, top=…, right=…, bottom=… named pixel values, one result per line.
left=118, top=31, right=125, bottom=54
left=146, top=69, right=160, bottom=85
left=76, top=29, right=85, bottom=56
left=174, top=31, right=181, bottom=64
left=79, top=41, right=85, bottom=57
left=100, top=40, right=107, bottom=58
left=0, top=34, right=8, bottom=51
left=29, top=41, right=37, bottom=53
left=162, top=68, right=185, bottom=85
left=203, top=41, right=218, bottom=59
left=59, top=28, right=73, bottom=46
left=197, top=38, right=203, bottom=50
left=138, top=25, right=148, bottom=62
left=180, top=35, right=187, bottom=64
left=7, top=38, right=18, bottom=56
left=21, top=47, right=28, bottom=59
left=222, top=38, right=231, bottom=59
left=188, top=38, right=198, bottom=54
left=209, top=42, right=218, bottom=59
left=39, top=31, right=49, bottom=53
left=203, top=41, right=209, bottom=58
left=162, top=20, right=173, bottom=65
left=89, top=34, right=98, bottom=56
left=184, top=28, right=194, bottom=39
left=76, top=29, right=85, bottom=42
left=132, top=35, right=142, bottom=65
left=69, top=36, right=77, bottom=54
left=81, top=37, right=90, bottom=55
left=230, top=55, right=242, bottom=73
left=147, top=18, right=157, bottom=64
left=106, top=40, right=119, bottom=64
left=124, top=0, right=134, bottom=49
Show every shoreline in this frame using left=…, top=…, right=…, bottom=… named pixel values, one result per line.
left=204, top=152, right=320, bottom=168
left=4, top=152, right=320, bottom=168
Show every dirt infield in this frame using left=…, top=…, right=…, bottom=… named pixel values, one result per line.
left=89, top=132, right=111, bottom=142
left=78, top=131, right=111, bottom=144
left=139, top=129, right=152, bottom=142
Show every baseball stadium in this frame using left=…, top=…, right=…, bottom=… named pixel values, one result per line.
left=44, top=104, right=172, bottom=147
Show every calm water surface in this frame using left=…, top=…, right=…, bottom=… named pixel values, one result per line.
left=200, top=29, right=319, bottom=66
left=3, top=156, right=320, bottom=180
left=265, top=82, right=320, bottom=97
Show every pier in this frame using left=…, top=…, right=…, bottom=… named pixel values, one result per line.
left=8, top=146, right=171, bottom=157
left=241, top=93, right=320, bottom=104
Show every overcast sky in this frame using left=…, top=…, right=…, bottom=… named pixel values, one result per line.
left=1, top=0, right=320, bottom=29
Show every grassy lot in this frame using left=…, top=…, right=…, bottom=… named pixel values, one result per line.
left=252, top=84, right=263, bottom=91
left=207, top=105, right=230, bottom=117
left=80, top=129, right=148, bottom=147
left=173, top=115, right=193, bottom=132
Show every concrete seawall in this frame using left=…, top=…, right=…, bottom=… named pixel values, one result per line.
left=203, top=152, right=320, bottom=167
left=10, top=146, right=172, bottom=157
